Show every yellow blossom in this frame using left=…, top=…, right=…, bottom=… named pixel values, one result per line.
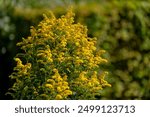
left=55, top=94, right=63, bottom=100
left=57, top=87, right=62, bottom=93
left=45, top=84, right=53, bottom=89
left=63, top=90, right=72, bottom=96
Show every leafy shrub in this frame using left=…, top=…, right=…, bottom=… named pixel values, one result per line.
left=8, top=10, right=110, bottom=100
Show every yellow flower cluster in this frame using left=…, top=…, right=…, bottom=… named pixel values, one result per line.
left=9, top=9, right=110, bottom=99
left=72, top=71, right=111, bottom=99
left=45, top=68, right=72, bottom=100
left=13, top=58, right=31, bottom=76
left=37, top=45, right=53, bottom=63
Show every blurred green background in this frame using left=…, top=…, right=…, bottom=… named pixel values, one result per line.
left=0, top=0, right=150, bottom=99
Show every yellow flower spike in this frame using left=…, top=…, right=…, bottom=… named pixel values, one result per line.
left=57, top=77, right=63, bottom=82
left=63, top=86, right=70, bottom=90
left=47, top=11, right=56, bottom=20
left=64, top=90, right=72, bottom=96
left=55, top=94, right=63, bottom=100
left=45, top=84, right=53, bottom=89
left=65, top=7, right=75, bottom=21
left=75, top=42, right=80, bottom=46
left=98, top=72, right=111, bottom=87
left=47, top=57, right=53, bottom=62
left=90, top=87, right=102, bottom=92
left=88, top=82, right=92, bottom=87
left=53, top=68, right=58, bottom=73
left=91, top=71, right=97, bottom=79
left=63, top=75, right=68, bottom=81
left=26, top=63, right=31, bottom=69
left=30, top=26, right=37, bottom=36
left=63, top=81, right=68, bottom=86
left=47, top=79, right=55, bottom=85
left=56, top=82, right=63, bottom=86
left=80, top=77, right=88, bottom=82
left=14, top=58, right=23, bottom=66
left=57, top=87, right=62, bottom=93
left=92, top=79, right=100, bottom=86
left=79, top=71, right=87, bottom=80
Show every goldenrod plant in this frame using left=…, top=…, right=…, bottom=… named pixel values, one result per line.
left=8, top=10, right=110, bottom=100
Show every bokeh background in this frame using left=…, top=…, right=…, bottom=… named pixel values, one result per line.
left=0, top=0, right=150, bottom=99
